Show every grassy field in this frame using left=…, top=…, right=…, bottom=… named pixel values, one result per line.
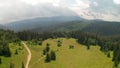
left=0, top=43, right=27, bottom=68
left=27, top=38, right=114, bottom=68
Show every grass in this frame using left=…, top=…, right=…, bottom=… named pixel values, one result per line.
left=0, top=43, right=27, bottom=68
left=27, top=38, right=114, bottom=68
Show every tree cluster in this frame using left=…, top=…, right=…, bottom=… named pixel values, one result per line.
left=0, top=29, right=20, bottom=57
left=42, top=43, right=56, bottom=63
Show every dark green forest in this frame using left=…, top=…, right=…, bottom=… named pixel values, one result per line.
left=0, top=29, right=20, bottom=57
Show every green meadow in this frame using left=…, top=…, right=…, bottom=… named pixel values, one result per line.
left=27, top=38, right=114, bottom=68
left=0, top=43, right=27, bottom=68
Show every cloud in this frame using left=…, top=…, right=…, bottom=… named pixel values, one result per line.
left=0, top=0, right=120, bottom=24
left=21, top=0, right=55, bottom=5
left=0, top=0, right=78, bottom=23
left=114, top=0, right=120, bottom=4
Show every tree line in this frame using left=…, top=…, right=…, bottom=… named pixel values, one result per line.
left=0, top=29, right=20, bottom=57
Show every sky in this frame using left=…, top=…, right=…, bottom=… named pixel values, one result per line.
left=0, top=0, right=120, bottom=24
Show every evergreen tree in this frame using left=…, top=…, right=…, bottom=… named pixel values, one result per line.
left=107, top=52, right=111, bottom=58
left=38, top=41, right=42, bottom=45
left=69, top=45, right=74, bottom=49
left=15, top=49, right=18, bottom=55
left=45, top=53, right=51, bottom=62
left=50, top=51, right=56, bottom=60
left=87, top=45, right=90, bottom=50
left=10, top=62, right=14, bottom=68
left=86, top=37, right=90, bottom=50
left=46, top=43, right=50, bottom=52
left=57, top=40, right=62, bottom=47
left=95, top=34, right=98, bottom=45
left=0, top=58, right=1, bottom=64
left=43, top=49, right=46, bottom=55
left=47, top=43, right=50, bottom=46
left=22, top=62, right=25, bottom=68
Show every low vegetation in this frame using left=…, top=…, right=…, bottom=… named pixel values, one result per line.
left=27, top=38, right=114, bottom=68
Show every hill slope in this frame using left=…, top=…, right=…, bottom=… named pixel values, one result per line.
left=82, top=21, right=120, bottom=36
left=31, top=20, right=120, bottom=36
left=0, top=24, right=7, bottom=29
left=4, top=16, right=120, bottom=36
left=27, top=38, right=113, bottom=68
left=5, top=16, right=82, bottom=31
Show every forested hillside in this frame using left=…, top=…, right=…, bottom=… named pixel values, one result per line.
left=0, top=29, right=20, bottom=57
left=82, top=21, right=120, bottom=36
left=3, top=16, right=120, bottom=36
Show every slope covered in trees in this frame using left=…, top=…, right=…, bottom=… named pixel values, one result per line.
left=0, top=29, right=20, bottom=57
left=82, top=21, right=120, bottom=36
left=4, top=18, right=120, bottom=36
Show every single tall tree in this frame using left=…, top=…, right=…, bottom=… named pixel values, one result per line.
left=50, top=51, right=56, bottom=60
left=45, top=53, right=51, bottom=62
left=22, top=62, right=25, bottom=68
left=46, top=43, right=50, bottom=52
left=15, top=49, right=18, bottom=55
left=10, top=62, right=14, bottom=68
left=0, top=58, right=1, bottom=64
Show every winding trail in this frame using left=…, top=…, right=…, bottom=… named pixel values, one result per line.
left=22, top=42, right=31, bottom=68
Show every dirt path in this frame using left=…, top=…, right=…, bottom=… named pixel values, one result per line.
left=22, top=42, right=31, bottom=68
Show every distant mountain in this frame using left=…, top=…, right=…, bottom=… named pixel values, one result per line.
left=5, top=16, right=83, bottom=31
left=82, top=21, right=120, bottom=36
left=30, top=20, right=91, bottom=32
left=4, top=16, right=120, bottom=36
left=30, top=20, right=120, bottom=36
left=0, top=24, right=7, bottom=29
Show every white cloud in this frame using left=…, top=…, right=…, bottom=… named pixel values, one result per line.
left=21, top=0, right=61, bottom=6
left=70, top=0, right=90, bottom=9
left=114, top=0, right=120, bottom=4
left=0, top=0, right=78, bottom=23
left=21, top=0, right=52, bottom=5
left=0, top=0, right=120, bottom=24
left=93, top=2, right=98, bottom=6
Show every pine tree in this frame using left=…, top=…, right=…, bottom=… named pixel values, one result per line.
left=22, top=62, right=25, bottom=68
left=45, top=53, right=51, bottom=62
left=10, top=62, right=14, bottom=68
left=15, top=49, right=18, bottom=55
left=87, top=45, right=90, bottom=50
left=57, top=40, right=62, bottom=47
left=38, top=41, right=42, bottom=45
left=107, top=52, right=111, bottom=58
left=46, top=44, right=50, bottom=52
left=50, top=51, right=56, bottom=60
left=0, top=58, right=1, bottom=64
left=43, top=49, right=46, bottom=55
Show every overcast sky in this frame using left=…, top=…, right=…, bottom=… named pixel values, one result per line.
left=0, top=0, right=120, bottom=24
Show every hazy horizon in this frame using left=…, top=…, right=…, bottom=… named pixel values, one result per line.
left=0, top=0, right=120, bottom=24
